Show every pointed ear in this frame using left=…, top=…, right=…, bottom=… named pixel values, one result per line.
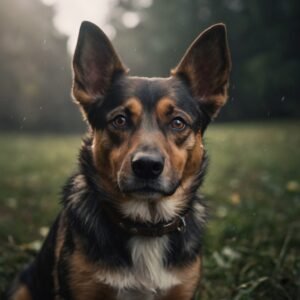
left=72, top=21, right=127, bottom=105
left=172, top=24, right=231, bottom=118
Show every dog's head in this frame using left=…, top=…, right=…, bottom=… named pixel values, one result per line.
left=72, top=21, right=231, bottom=219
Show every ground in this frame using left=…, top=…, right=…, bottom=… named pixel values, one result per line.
left=0, top=121, right=299, bottom=299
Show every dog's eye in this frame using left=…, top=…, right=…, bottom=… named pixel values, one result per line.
left=170, top=117, right=186, bottom=131
left=112, top=115, right=127, bottom=128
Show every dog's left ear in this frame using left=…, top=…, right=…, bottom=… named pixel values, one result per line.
left=172, top=24, right=231, bottom=118
left=72, top=21, right=127, bottom=105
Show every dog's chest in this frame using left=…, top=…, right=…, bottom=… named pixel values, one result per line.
left=116, top=289, right=157, bottom=300
left=95, top=236, right=180, bottom=297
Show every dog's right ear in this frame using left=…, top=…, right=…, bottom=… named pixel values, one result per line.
left=72, top=21, right=127, bottom=106
left=172, top=24, right=231, bottom=119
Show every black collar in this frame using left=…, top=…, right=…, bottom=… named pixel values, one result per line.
left=102, top=203, right=187, bottom=237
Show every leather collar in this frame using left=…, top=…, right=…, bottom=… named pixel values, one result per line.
left=102, top=203, right=187, bottom=237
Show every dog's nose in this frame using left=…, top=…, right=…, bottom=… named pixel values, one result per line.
left=132, top=152, right=164, bottom=179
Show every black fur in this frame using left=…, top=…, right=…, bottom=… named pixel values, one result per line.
left=8, top=216, right=60, bottom=300
left=56, top=226, right=75, bottom=299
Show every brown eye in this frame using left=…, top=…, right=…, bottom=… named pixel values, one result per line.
left=170, top=117, right=186, bottom=131
left=112, top=115, right=127, bottom=128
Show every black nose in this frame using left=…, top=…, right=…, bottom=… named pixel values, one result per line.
left=132, top=153, right=164, bottom=179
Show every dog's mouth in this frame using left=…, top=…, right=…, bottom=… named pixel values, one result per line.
left=118, top=178, right=179, bottom=199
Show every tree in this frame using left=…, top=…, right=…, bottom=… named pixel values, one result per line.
left=0, top=0, right=83, bottom=132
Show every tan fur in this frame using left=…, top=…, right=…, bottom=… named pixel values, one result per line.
left=182, top=131, right=204, bottom=179
left=201, top=90, right=229, bottom=117
left=156, top=97, right=193, bottom=125
left=53, top=216, right=66, bottom=299
left=68, top=243, right=116, bottom=300
left=161, top=257, right=201, bottom=300
left=10, top=285, right=32, bottom=300
left=92, top=131, right=117, bottom=194
left=126, top=97, right=143, bottom=123
left=155, top=97, right=175, bottom=121
left=72, top=83, right=94, bottom=106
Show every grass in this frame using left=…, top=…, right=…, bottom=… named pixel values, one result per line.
left=0, top=121, right=299, bottom=299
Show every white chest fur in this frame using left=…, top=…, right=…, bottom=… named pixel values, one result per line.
left=95, top=236, right=180, bottom=296
left=117, top=289, right=156, bottom=300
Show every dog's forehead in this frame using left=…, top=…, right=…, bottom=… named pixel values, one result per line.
left=110, top=76, right=198, bottom=115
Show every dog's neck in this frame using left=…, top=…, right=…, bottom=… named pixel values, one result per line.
left=102, top=200, right=188, bottom=237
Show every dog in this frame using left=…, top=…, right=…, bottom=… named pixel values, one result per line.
left=8, top=21, right=231, bottom=300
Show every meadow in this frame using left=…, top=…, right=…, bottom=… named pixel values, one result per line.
left=0, top=122, right=299, bottom=299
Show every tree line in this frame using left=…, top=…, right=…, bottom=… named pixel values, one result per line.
left=110, top=0, right=300, bottom=121
left=0, top=0, right=299, bottom=132
left=0, top=0, right=82, bottom=132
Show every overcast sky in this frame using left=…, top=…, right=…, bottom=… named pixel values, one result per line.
left=41, top=0, right=114, bottom=53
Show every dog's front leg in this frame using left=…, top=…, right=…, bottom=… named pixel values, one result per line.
left=159, top=256, right=201, bottom=300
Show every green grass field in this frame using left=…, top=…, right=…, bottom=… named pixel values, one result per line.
left=0, top=122, right=299, bottom=299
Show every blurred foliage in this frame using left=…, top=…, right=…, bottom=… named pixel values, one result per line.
left=110, top=0, right=300, bottom=121
left=0, top=0, right=83, bottom=132
left=0, top=122, right=299, bottom=298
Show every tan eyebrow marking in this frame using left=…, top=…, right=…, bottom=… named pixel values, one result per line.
left=125, top=97, right=143, bottom=124
left=156, top=97, right=193, bottom=124
left=156, top=97, right=176, bottom=120
left=106, top=97, right=143, bottom=122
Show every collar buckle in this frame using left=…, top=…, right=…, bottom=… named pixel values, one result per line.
left=177, top=216, right=186, bottom=233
